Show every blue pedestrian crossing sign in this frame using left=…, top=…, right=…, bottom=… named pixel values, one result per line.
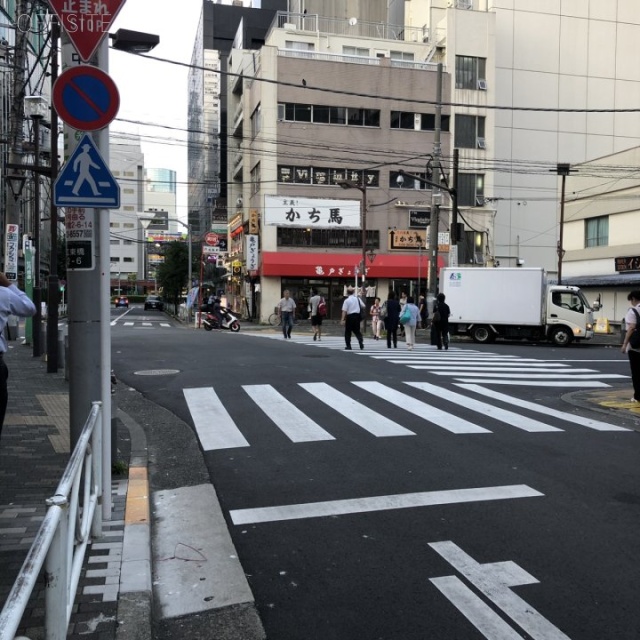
left=54, top=133, right=120, bottom=208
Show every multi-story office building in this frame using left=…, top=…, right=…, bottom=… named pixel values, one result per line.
left=109, top=137, right=145, bottom=291
left=188, top=0, right=288, bottom=240
left=410, top=0, right=640, bottom=276
left=227, top=11, right=452, bottom=321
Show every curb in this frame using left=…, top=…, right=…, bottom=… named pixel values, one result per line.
left=115, top=408, right=153, bottom=640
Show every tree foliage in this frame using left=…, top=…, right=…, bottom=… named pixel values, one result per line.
left=156, top=242, right=188, bottom=308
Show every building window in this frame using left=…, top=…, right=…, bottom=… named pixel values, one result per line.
left=123, top=223, right=134, bottom=228
left=343, top=46, right=370, bottom=57
left=250, top=162, right=261, bottom=195
left=251, top=104, right=261, bottom=138
left=585, top=216, right=608, bottom=248
left=390, top=51, right=415, bottom=61
left=389, top=171, right=432, bottom=190
left=457, top=173, right=485, bottom=206
left=391, top=111, right=450, bottom=132
left=278, top=227, right=379, bottom=249
left=455, top=55, right=487, bottom=90
left=455, top=115, right=486, bottom=148
left=110, top=223, right=120, bottom=228
left=285, top=40, right=315, bottom=55
left=110, top=239, right=119, bottom=245
left=279, top=103, right=380, bottom=128
left=123, top=257, right=134, bottom=263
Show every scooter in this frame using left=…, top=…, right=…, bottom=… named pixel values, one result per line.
left=202, top=306, right=241, bottom=332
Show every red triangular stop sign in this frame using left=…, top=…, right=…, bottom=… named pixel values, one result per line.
left=47, top=0, right=127, bottom=62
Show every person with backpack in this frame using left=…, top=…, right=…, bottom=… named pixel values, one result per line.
left=621, top=290, right=640, bottom=403
left=308, top=287, right=326, bottom=341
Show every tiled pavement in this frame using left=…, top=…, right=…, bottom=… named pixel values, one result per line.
left=0, top=338, right=131, bottom=640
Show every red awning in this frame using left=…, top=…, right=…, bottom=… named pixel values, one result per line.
left=261, top=252, right=446, bottom=278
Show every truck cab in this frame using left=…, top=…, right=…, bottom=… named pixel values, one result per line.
left=546, top=286, right=594, bottom=345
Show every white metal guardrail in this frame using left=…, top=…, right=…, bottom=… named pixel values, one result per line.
left=0, top=402, right=103, bottom=640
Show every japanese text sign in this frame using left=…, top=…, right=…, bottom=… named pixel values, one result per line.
left=48, top=0, right=127, bottom=62
left=264, top=195, right=361, bottom=229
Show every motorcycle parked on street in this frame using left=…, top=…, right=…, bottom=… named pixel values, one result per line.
left=202, top=305, right=241, bottom=332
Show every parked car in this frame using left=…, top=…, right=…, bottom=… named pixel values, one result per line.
left=114, top=296, right=129, bottom=308
left=144, top=295, right=164, bottom=311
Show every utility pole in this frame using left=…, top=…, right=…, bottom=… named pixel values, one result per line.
left=47, top=17, right=60, bottom=372
left=5, top=0, right=29, bottom=231
left=428, top=63, right=443, bottom=302
left=449, top=148, right=459, bottom=267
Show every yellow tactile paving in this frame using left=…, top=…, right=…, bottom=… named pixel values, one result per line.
left=125, top=466, right=150, bottom=525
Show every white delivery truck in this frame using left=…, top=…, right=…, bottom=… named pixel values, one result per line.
left=440, top=267, right=594, bottom=346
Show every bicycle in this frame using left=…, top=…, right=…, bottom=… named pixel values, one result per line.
left=268, top=313, right=309, bottom=326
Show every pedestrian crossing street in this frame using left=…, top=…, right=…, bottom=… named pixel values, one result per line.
left=183, top=378, right=630, bottom=452
left=249, top=333, right=629, bottom=387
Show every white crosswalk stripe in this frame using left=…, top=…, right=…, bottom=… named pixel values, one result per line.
left=115, top=321, right=173, bottom=328
left=247, top=333, right=626, bottom=388
left=298, top=383, right=415, bottom=437
left=182, top=380, right=629, bottom=450
left=242, top=385, right=335, bottom=442
left=404, top=381, right=562, bottom=432
left=456, top=384, right=629, bottom=431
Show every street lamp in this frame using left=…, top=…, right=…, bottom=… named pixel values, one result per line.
left=24, top=94, right=48, bottom=358
left=338, top=179, right=368, bottom=287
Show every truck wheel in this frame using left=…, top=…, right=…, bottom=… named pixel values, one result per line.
left=550, top=327, right=572, bottom=346
left=471, top=326, right=493, bottom=344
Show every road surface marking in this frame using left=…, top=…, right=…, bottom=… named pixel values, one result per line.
left=454, top=380, right=610, bottom=387
left=430, top=541, right=571, bottom=639
left=183, top=387, right=250, bottom=450
left=430, top=372, right=626, bottom=379
left=404, top=382, right=562, bottom=432
left=243, top=385, right=335, bottom=442
left=299, top=382, right=415, bottom=437
left=458, top=384, right=630, bottom=431
left=430, top=576, right=526, bottom=639
left=407, top=366, right=574, bottom=373
left=230, top=484, right=543, bottom=525
left=352, top=381, right=490, bottom=434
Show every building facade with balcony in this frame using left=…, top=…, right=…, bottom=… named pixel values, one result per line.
left=226, top=13, right=453, bottom=321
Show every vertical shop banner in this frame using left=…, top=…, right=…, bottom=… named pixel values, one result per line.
left=5, top=224, right=19, bottom=281
left=245, top=235, right=259, bottom=271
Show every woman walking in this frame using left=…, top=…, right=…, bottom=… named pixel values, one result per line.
left=384, top=291, right=401, bottom=349
left=370, top=297, right=382, bottom=340
left=402, top=296, right=421, bottom=350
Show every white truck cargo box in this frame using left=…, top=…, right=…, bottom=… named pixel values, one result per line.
left=441, top=268, right=545, bottom=326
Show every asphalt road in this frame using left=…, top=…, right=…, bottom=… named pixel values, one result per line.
left=112, top=307, right=640, bottom=640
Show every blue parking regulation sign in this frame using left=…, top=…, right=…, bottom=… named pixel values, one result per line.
left=54, top=134, right=120, bottom=208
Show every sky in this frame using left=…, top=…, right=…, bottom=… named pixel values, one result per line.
left=110, top=0, right=205, bottom=220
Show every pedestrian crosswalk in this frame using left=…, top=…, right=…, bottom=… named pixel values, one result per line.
left=183, top=379, right=630, bottom=451
left=112, top=320, right=172, bottom=328
left=248, top=334, right=628, bottom=387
